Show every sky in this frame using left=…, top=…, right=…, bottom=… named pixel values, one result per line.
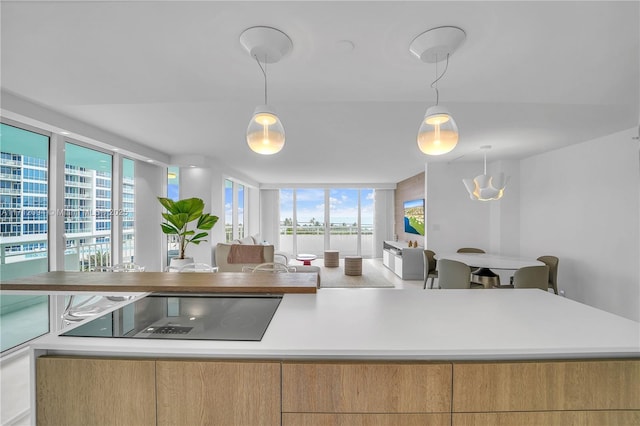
left=280, top=188, right=374, bottom=225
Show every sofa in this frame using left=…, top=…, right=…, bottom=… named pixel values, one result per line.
left=212, top=237, right=320, bottom=286
left=212, top=243, right=274, bottom=272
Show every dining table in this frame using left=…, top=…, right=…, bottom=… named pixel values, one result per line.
left=435, top=253, right=546, bottom=288
left=435, top=253, right=545, bottom=270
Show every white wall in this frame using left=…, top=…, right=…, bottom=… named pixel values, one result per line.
left=260, top=189, right=280, bottom=248
left=425, top=161, right=494, bottom=254
left=179, top=166, right=214, bottom=265
left=135, top=161, right=164, bottom=272
left=520, top=128, right=639, bottom=321
left=373, top=189, right=395, bottom=257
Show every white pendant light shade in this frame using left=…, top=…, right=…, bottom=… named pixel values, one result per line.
left=462, top=146, right=509, bottom=201
left=417, top=105, right=459, bottom=155
left=240, top=26, right=292, bottom=155
left=463, top=173, right=508, bottom=201
left=247, top=105, right=285, bottom=155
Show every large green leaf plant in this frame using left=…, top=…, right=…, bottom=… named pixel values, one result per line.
left=157, top=197, right=218, bottom=259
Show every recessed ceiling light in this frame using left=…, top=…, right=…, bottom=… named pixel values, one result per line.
left=113, top=148, right=120, bottom=152
left=60, top=131, right=70, bottom=135
left=189, top=165, right=196, bottom=168
left=146, top=159, right=153, bottom=163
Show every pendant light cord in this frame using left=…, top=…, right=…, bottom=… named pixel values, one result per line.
left=483, top=150, right=487, bottom=175
left=254, top=55, right=268, bottom=104
left=430, top=53, right=450, bottom=106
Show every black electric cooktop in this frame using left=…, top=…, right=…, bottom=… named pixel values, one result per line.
left=61, top=293, right=282, bottom=342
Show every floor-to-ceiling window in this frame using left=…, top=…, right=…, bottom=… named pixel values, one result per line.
left=225, top=178, right=249, bottom=242
left=64, top=142, right=112, bottom=271
left=279, top=188, right=374, bottom=258
left=296, top=189, right=325, bottom=255
left=224, top=179, right=233, bottom=242
left=167, top=166, right=180, bottom=261
left=237, top=183, right=245, bottom=239
left=122, top=158, right=135, bottom=263
left=0, top=123, right=49, bottom=352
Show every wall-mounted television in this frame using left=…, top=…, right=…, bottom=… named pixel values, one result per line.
left=403, top=199, right=425, bottom=236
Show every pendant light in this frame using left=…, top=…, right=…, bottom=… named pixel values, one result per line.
left=409, top=26, right=466, bottom=155
left=240, top=26, right=293, bottom=155
left=462, top=146, right=509, bottom=201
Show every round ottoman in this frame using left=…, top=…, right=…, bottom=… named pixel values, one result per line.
left=324, top=250, right=339, bottom=267
left=344, top=256, right=362, bottom=276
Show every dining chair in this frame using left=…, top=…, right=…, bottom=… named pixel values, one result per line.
left=242, top=262, right=296, bottom=273
left=178, top=263, right=218, bottom=273
left=512, top=265, right=550, bottom=290
left=456, top=247, right=485, bottom=254
left=111, top=262, right=145, bottom=272
left=437, top=259, right=472, bottom=289
left=423, top=249, right=438, bottom=289
left=537, top=255, right=559, bottom=294
left=456, top=248, right=500, bottom=287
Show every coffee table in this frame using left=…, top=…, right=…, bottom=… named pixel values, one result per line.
left=296, top=254, right=317, bottom=266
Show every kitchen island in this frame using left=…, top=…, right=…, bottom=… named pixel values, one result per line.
left=30, top=289, right=640, bottom=425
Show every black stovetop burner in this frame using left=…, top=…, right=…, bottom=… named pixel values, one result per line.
left=61, top=293, right=282, bottom=342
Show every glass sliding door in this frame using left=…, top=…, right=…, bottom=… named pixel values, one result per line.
left=278, top=187, right=375, bottom=259
left=328, top=188, right=359, bottom=256
left=295, top=188, right=324, bottom=256
left=0, top=123, right=50, bottom=352
left=64, top=142, right=112, bottom=271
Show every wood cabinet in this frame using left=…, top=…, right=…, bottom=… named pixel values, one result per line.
left=36, top=357, right=640, bottom=426
left=36, top=357, right=156, bottom=426
left=382, top=241, right=424, bottom=280
left=283, top=413, right=450, bottom=426
left=282, top=362, right=451, bottom=425
left=452, top=360, right=640, bottom=425
left=156, top=360, right=280, bottom=426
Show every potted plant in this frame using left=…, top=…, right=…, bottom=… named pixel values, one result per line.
left=157, top=197, right=218, bottom=269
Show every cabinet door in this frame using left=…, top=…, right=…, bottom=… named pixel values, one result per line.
left=453, top=360, right=640, bottom=412
left=36, top=356, right=156, bottom=426
left=394, top=256, right=404, bottom=277
left=453, top=411, right=640, bottom=426
left=156, top=360, right=281, bottom=426
left=284, top=413, right=450, bottom=426
left=282, top=362, right=451, bottom=414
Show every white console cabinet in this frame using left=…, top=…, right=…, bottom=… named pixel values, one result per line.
left=382, top=241, right=425, bottom=280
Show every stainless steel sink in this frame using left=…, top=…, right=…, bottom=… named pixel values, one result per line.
left=61, top=293, right=282, bottom=341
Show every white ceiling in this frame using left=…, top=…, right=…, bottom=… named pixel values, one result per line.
left=1, top=1, right=638, bottom=185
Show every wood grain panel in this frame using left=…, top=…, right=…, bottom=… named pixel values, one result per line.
left=453, top=410, right=640, bottom=426
left=156, top=360, right=280, bottom=426
left=0, top=271, right=317, bottom=293
left=283, top=413, right=450, bottom=426
left=453, top=360, right=640, bottom=412
left=282, top=362, right=451, bottom=413
left=36, top=356, right=156, bottom=426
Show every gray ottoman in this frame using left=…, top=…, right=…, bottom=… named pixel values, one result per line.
left=344, top=256, right=362, bottom=276
left=324, top=250, right=339, bottom=267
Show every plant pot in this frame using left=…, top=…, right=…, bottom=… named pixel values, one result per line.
left=168, top=257, right=194, bottom=272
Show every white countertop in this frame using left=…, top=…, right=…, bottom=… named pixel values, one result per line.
left=32, top=289, right=640, bottom=360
